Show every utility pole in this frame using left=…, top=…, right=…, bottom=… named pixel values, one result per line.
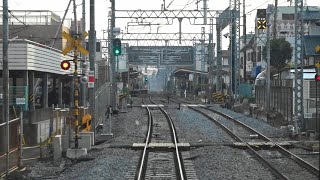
left=81, top=0, right=86, bottom=106
left=243, top=0, right=247, bottom=82
left=89, top=0, right=96, bottom=138
left=72, top=0, right=80, bottom=149
left=200, top=27, right=205, bottom=93
left=111, top=0, right=116, bottom=107
left=216, top=14, right=222, bottom=93
left=266, top=5, right=272, bottom=112
left=273, top=0, right=278, bottom=38
left=2, top=0, right=10, bottom=176
left=203, top=0, right=207, bottom=25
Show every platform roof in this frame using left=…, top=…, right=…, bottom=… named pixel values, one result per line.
left=173, top=68, right=208, bottom=77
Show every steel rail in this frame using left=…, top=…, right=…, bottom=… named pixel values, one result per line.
left=150, top=97, right=186, bottom=180
left=136, top=100, right=153, bottom=180
left=172, top=96, right=319, bottom=177
left=189, top=107, right=289, bottom=180
left=202, top=106, right=320, bottom=176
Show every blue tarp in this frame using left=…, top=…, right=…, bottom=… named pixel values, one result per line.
left=304, top=35, right=320, bottom=56
left=251, top=66, right=261, bottom=78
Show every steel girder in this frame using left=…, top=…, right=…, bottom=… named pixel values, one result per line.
left=118, top=32, right=211, bottom=46
left=294, top=0, right=304, bottom=132
left=115, top=9, right=221, bottom=20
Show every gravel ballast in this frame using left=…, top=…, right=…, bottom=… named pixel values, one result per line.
left=15, top=96, right=319, bottom=179
left=190, top=146, right=276, bottom=180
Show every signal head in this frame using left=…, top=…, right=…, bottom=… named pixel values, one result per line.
left=61, top=60, right=71, bottom=70
left=81, top=76, right=88, bottom=84
left=113, top=38, right=122, bottom=56
left=82, top=61, right=88, bottom=68
left=316, top=74, right=320, bottom=81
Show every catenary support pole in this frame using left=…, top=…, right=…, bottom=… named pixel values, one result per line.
left=89, top=0, right=96, bottom=139
left=203, top=0, right=207, bottom=25
left=80, top=0, right=87, bottom=106
left=243, top=0, right=247, bottom=82
left=266, top=6, right=271, bottom=112
left=111, top=0, right=116, bottom=107
left=2, top=0, right=10, bottom=177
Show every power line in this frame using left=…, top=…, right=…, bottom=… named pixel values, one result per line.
left=182, top=0, right=196, bottom=10
left=166, top=0, right=176, bottom=9
left=8, top=10, right=27, bottom=26
left=246, top=0, right=269, bottom=15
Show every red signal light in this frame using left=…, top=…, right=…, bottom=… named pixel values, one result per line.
left=61, top=60, right=71, bottom=70
left=316, top=74, right=320, bottom=81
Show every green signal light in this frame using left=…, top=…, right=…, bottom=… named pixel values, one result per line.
left=113, top=38, right=122, bottom=56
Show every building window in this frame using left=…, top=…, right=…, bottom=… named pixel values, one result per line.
left=251, top=52, right=255, bottom=62
left=240, top=57, right=243, bottom=69
left=258, top=46, right=262, bottom=62
left=282, top=14, right=294, bottom=20
left=310, top=81, right=320, bottom=98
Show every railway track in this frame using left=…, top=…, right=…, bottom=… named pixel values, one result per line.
left=170, top=97, right=319, bottom=179
left=132, top=97, right=188, bottom=179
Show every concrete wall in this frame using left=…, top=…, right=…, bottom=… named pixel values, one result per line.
left=24, top=114, right=66, bottom=145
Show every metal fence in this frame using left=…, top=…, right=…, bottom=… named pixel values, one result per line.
left=0, top=117, right=20, bottom=178
left=304, top=99, right=320, bottom=132
left=93, top=62, right=111, bottom=128
left=94, top=82, right=111, bottom=128
left=0, top=86, right=28, bottom=111
left=255, top=85, right=293, bottom=122
left=0, top=107, right=67, bottom=178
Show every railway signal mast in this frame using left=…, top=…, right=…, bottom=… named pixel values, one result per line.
left=62, top=31, right=89, bottom=151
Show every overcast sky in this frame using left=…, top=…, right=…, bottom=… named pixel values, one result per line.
left=2, top=0, right=320, bottom=45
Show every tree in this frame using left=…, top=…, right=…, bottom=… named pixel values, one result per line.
left=263, top=38, right=293, bottom=76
